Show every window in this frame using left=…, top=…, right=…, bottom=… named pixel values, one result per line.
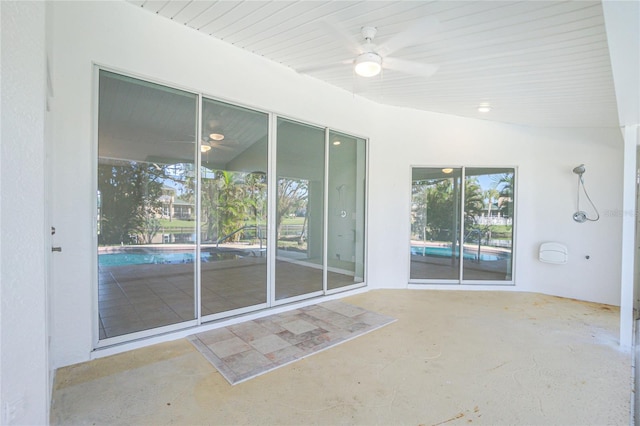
left=410, top=167, right=515, bottom=284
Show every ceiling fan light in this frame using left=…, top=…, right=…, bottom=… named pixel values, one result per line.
left=209, top=133, right=224, bottom=141
left=201, top=144, right=212, bottom=153
left=354, top=52, right=382, bottom=77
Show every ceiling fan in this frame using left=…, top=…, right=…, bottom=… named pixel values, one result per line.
left=200, top=132, right=238, bottom=153
left=157, top=133, right=236, bottom=153
left=157, top=116, right=236, bottom=153
left=299, top=16, right=440, bottom=80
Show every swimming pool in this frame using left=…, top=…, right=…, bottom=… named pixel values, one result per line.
left=410, top=245, right=508, bottom=262
left=98, top=250, right=241, bottom=267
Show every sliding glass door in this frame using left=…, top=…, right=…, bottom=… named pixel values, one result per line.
left=199, top=99, right=269, bottom=317
left=96, top=68, right=367, bottom=343
left=274, top=118, right=325, bottom=301
left=327, top=131, right=366, bottom=290
left=410, top=167, right=514, bottom=284
left=410, top=168, right=462, bottom=281
left=462, top=168, right=514, bottom=281
left=97, top=70, right=198, bottom=339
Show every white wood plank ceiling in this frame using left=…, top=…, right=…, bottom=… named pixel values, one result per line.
left=127, top=0, right=619, bottom=128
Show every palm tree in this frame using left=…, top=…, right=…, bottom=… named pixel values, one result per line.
left=484, top=188, right=500, bottom=218
left=412, top=178, right=456, bottom=242
left=495, top=173, right=514, bottom=218
left=463, top=177, right=484, bottom=236
left=244, top=172, right=267, bottom=242
left=216, top=170, right=246, bottom=242
left=199, top=171, right=220, bottom=242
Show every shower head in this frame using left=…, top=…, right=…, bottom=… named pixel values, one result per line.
left=573, top=164, right=586, bottom=175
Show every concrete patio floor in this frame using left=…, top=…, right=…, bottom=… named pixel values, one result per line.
left=51, top=290, right=632, bottom=425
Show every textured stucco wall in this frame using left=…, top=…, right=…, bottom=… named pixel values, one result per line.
left=0, top=1, right=49, bottom=424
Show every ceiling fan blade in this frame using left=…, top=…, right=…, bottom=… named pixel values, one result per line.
left=315, top=19, right=362, bottom=55
left=378, top=16, right=440, bottom=56
left=157, top=140, right=196, bottom=144
left=383, top=57, right=438, bottom=78
left=211, top=144, right=235, bottom=151
left=296, top=59, right=352, bottom=75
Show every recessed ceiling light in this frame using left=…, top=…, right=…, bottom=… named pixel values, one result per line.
left=442, top=168, right=453, bottom=174
left=333, top=140, right=341, bottom=146
left=478, top=103, right=491, bottom=113
left=209, top=133, right=224, bottom=141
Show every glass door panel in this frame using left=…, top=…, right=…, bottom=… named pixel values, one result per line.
left=275, top=118, right=325, bottom=300
left=410, top=168, right=462, bottom=280
left=97, top=70, right=197, bottom=339
left=462, top=168, right=514, bottom=281
left=200, top=99, right=269, bottom=316
left=327, top=131, right=366, bottom=290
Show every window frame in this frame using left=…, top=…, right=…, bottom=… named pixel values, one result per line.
left=93, top=65, right=369, bottom=347
left=408, top=165, right=517, bottom=286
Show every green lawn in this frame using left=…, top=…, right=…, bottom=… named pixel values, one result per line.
left=158, top=216, right=304, bottom=230
left=281, top=216, right=305, bottom=225
left=158, top=219, right=195, bottom=230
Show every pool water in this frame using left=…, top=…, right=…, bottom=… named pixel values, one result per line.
left=411, top=245, right=507, bottom=262
left=99, top=250, right=240, bottom=267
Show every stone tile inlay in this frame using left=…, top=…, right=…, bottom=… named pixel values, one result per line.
left=189, top=301, right=396, bottom=384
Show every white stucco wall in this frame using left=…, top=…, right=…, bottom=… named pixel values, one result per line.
left=49, top=0, right=380, bottom=368
left=50, top=1, right=624, bottom=369
left=369, top=110, right=623, bottom=305
left=1, top=1, right=50, bottom=424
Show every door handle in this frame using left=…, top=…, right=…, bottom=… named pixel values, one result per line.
left=51, top=247, right=62, bottom=252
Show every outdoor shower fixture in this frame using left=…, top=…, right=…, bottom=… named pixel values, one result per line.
left=572, top=164, right=586, bottom=175
left=572, top=164, right=600, bottom=223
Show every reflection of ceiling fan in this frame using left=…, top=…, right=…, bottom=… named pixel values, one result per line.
left=201, top=133, right=237, bottom=153
left=201, top=116, right=237, bottom=153
left=159, top=132, right=236, bottom=153
left=299, top=17, right=440, bottom=80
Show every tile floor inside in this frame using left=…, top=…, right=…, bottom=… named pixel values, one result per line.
left=99, top=257, right=358, bottom=339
